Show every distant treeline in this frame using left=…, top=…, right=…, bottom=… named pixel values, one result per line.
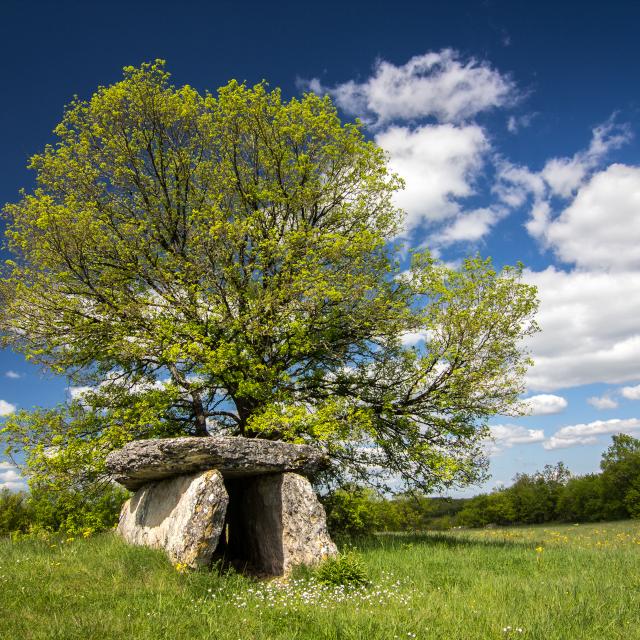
left=324, top=434, right=640, bottom=536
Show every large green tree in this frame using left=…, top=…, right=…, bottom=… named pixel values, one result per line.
left=0, top=61, right=538, bottom=494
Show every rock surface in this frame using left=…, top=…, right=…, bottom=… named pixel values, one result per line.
left=106, top=436, right=328, bottom=490
left=241, top=473, right=338, bottom=575
left=117, top=469, right=228, bottom=568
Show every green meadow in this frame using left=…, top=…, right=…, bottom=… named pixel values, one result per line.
left=1, top=520, right=639, bottom=640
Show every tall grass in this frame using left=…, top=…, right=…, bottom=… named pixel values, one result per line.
left=1, top=520, right=639, bottom=639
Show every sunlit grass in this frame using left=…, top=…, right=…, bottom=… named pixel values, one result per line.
left=1, top=521, right=639, bottom=639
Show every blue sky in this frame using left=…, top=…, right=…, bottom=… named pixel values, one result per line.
left=1, top=0, right=640, bottom=493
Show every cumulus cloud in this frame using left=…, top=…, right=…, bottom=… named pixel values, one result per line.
left=486, top=424, right=545, bottom=455
left=399, top=330, right=430, bottom=347
left=540, top=121, right=630, bottom=199
left=4, top=370, right=22, bottom=379
left=587, top=395, right=619, bottom=410
left=0, top=400, right=16, bottom=416
left=314, top=50, right=515, bottom=127
left=0, top=462, right=25, bottom=491
left=303, top=51, right=515, bottom=239
left=492, top=118, right=640, bottom=392
left=68, top=386, right=92, bottom=400
left=523, top=394, right=568, bottom=415
left=542, top=165, right=640, bottom=271
left=621, top=384, right=640, bottom=400
left=433, top=207, right=506, bottom=245
left=524, top=267, right=640, bottom=391
left=543, top=417, right=640, bottom=450
left=68, top=377, right=170, bottom=402
left=375, top=123, right=489, bottom=230
left=495, top=119, right=632, bottom=246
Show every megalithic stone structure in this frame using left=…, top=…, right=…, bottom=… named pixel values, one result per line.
left=106, top=437, right=337, bottom=575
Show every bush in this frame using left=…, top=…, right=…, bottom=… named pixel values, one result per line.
left=323, top=485, right=381, bottom=538
left=556, top=474, right=605, bottom=522
left=16, top=483, right=129, bottom=537
left=0, top=484, right=126, bottom=538
left=0, top=489, right=33, bottom=535
left=316, top=551, right=370, bottom=587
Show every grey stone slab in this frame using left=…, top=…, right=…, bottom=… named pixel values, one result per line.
left=106, top=436, right=329, bottom=490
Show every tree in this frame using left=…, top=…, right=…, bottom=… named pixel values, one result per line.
left=509, top=463, right=570, bottom=524
left=0, top=61, right=538, bottom=495
left=556, top=474, right=605, bottom=522
left=599, top=434, right=640, bottom=519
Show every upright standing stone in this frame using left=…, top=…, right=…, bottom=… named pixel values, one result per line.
left=117, top=469, right=229, bottom=568
left=241, top=472, right=338, bottom=575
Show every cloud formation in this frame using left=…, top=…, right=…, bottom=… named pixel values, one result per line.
left=321, top=50, right=515, bottom=127
left=495, top=120, right=631, bottom=214
left=621, top=384, right=640, bottom=400
left=375, top=123, right=489, bottom=229
left=433, top=207, right=506, bottom=246
left=542, top=165, right=640, bottom=271
left=0, top=400, right=16, bottom=416
left=0, top=461, right=25, bottom=491
left=487, top=424, right=545, bottom=455
left=587, top=395, right=619, bottom=410
left=305, top=51, right=515, bottom=238
left=543, top=417, right=640, bottom=450
left=525, top=268, right=640, bottom=391
left=523, top=394, right=568, bottom=416
left=4, top=370, right=22, bottom=379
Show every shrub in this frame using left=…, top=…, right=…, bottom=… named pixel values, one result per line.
left=316, top=551, right=370, bottom=587
left=27, top=483, right=129, bottom=536
left=0, top=489, right=33, bottom=535
left=323, top=485, right=381, bottom=538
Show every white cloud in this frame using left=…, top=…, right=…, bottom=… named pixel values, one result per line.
left=399, top=330, right=430, bottom=347
left=543, top=417, right=640, bottom=450
left=494, top=161, right=546, bottom=208
left=543, top=164, right=640, bottom=271
left=68, top=386, right=92, bottom=400
left=0, top=462, right=25, bottom=491
left=4, top=370, right=22, bottom=379
left=493, top=120, right=640, bottom=393
left=0, top=400, right=16, bottom=416
left=507, top=113, right=537, bottom=134
left=495, top=119, right=632, bottom=241
left=587, top=395, right=619, bottom=410
left=375, top=123, right=489, bottom=229
left=321, top=49, right=515, bottom=126
left=525, top=267, right=640, bottom=391
left=433, top=207, right=506, bottom=245
left=68, top=376, right=170, bottom=402
left=523, top=394, right=568, bottom=415
left=621, top=384, right=640, bottom=400
left=539, top=121, right=629, bottom=199
left=487, top=424, right=545, bottom=455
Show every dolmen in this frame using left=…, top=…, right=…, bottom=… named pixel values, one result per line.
left=105, top=436, right=338, bottom=576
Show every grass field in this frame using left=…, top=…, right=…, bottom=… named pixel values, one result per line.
left=1, top=520, right=639, bottom=640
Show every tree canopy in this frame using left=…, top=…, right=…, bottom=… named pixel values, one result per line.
left=0, top=61, right=538, bottom=495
